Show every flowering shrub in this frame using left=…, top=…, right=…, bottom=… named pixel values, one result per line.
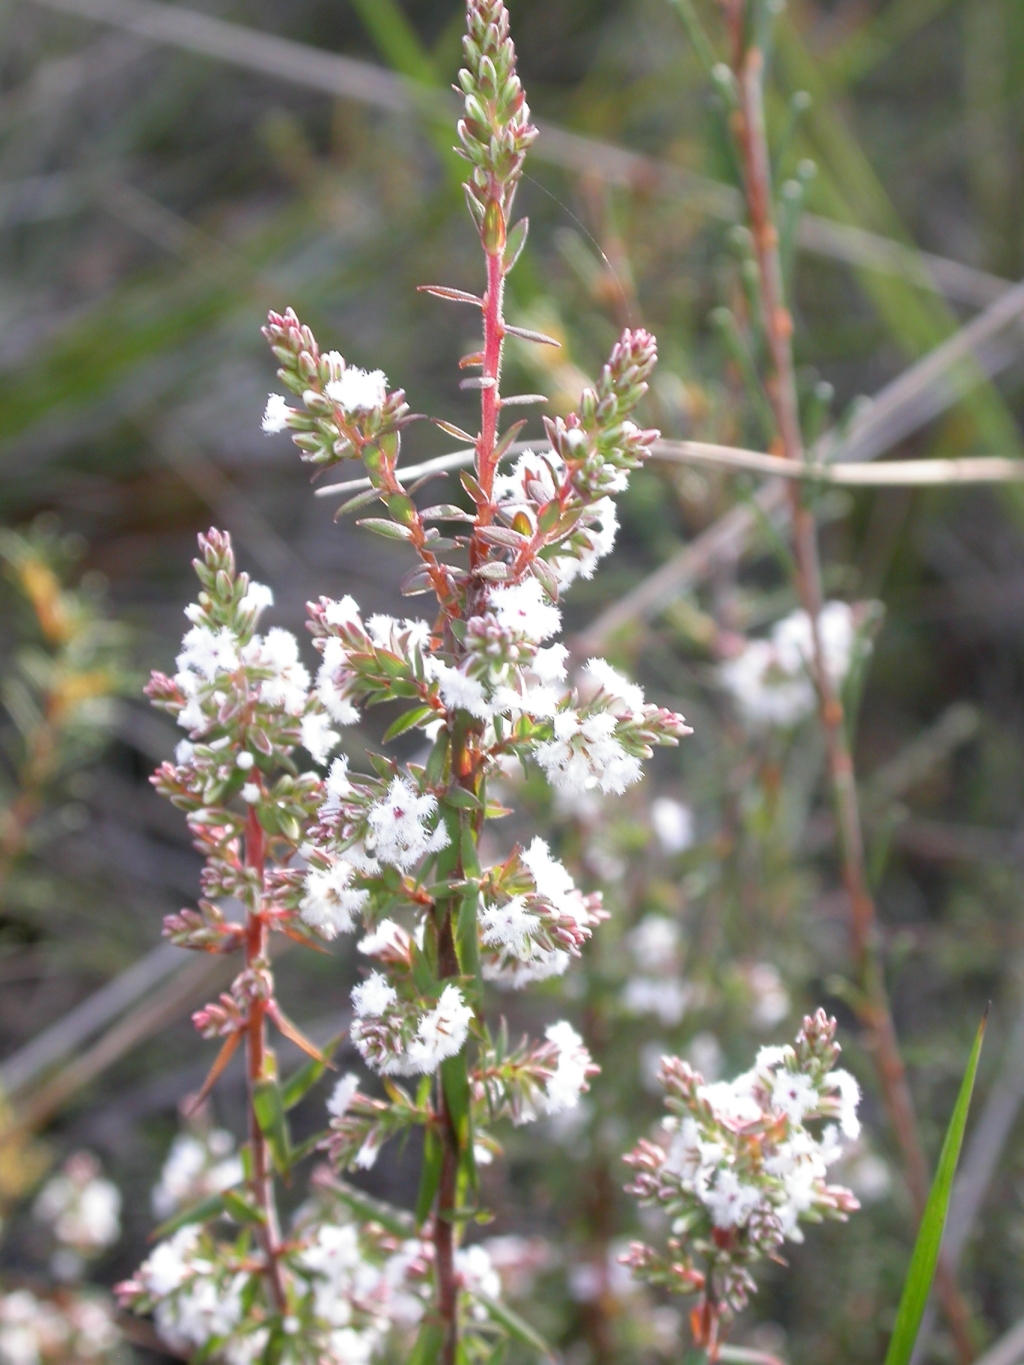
left=118, top=3, right=693, bottom=1361
left=623, top=1012, right=860, bottom=1354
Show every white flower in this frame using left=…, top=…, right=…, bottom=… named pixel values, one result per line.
left=241, top=783, right=260, bottom=804
left=627, top=915, right=680, bottom=971
left=175, top=740, right=195, bottom=766
left=828, top=1069, right=862, bottom=1139
left=325, top=366, right=389, bottom=413
left=320, top=755, right=352, bottom=815
left=151, top=1131, right=242, bottom=1220
left=405, top=985, right=472, bottom=1072
left=531, top=643, right=569, bottom=684
left=479, top=897, right=537, bottom=960
left=317, top=638, right=360, bottom=726
left=455, top=1244, right=501, bottom=1305
left=327, top=1073, right=360, bottom=1119
left=301, top=711, right=341, bottom=765
left=243, top=628, right=310, bottom=715
left=240, top=581, right=274, bottom=618
left=703, top=1169, right=761, bottom=1229
left=651, top=798, right=694, bottom=854
left=236, top=751, right=254, bottom=770
left=262, top=393, right=291, bottom=433
left=358, top=919, right=409, bottom=957
left=748, top=963, right=790, bottom=1029
left=366, top=777, right=449, bottom=871
left=535, top=708, right=642, bottom=795
left=542, top=1021, right=592, bottom=1114
left=34, top=1159, right=121, bottom=1253
left=301, top=858, right=369, bottom=939
left=138, top=1227, right=200, bottom=1297
left=721, top=602, right=863, bottom=731
left=622, top=977, right=690, bottom=1026
left=351, top=971, right=398, bottom=1019
left=697, top=1080, right=761, bottom=1129
left=770, top=1070, right=819, bottom=1124
left=176, top=625, right=239, bottom=681
left=488, top=578, right=562, bottom=643
left=582, top=657, right=645, bottom=714
left=424, top=658, right=491, bottom=720
left=323, top=595, right=363, bottom=628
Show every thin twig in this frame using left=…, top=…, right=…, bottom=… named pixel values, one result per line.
left=726, top=12, right=974, bottom=1358
left=575, top=274, right=1024, bottom=656
left=24, top=0, right=1014, bottom=309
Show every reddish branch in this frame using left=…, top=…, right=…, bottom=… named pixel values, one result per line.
left=243, top=805, right=288, bottom=1314
left=723, top=5, right=974, bottom=1359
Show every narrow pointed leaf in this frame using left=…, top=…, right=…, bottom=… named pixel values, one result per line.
left=151, top=1190, right=230, bottom=1241
left=883, top=1010, right=988, bottom=1365
left=268, top=1005, right=331, bottom=1065
left=327, top=1177, right=415, bottom=1238
left=383, top=705, right=436, bottom=742
left=334, top=486, right=381, bottom=519
left=504, top=324, right=561, bottom=348
left=417, top=285, right=483, bottom=307
left=281, top=1035, right=343, bottom=1111
left=186, top=1029, right=243, bottom=1115
left=473, top=1293, right=558, bottom=1363
left=416, top=1125, right=444, bottom=1226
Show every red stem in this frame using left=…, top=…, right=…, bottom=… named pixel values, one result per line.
left=729, top=25, right=974, bottom=1362
left=244, top=805, right=288, bottom=1314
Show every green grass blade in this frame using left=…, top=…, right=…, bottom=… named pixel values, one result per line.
left=883, top=1011, right=988, bottom=1365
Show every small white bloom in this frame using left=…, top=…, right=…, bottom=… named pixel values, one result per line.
left=327, top=1073, right=360, bottom=1119
left=325, top=366, right=389, bottom=413
left=703, top=1169, right=761, bottom=1229
left=405, top=985, right=472, bottom=1072
left=358, top=919, right=408, bottom=957
left=351, top=972, right=397, bottom=1019
left=479, top=897, right=537, bottom=960
left=301, top=711, right=341, bottom=765
left=542, top=1021, right=592, bottom=1114
left=424, top=658, right=491, bottom=720
left=175, top=740, right=195, bottom=766
left=262, top=393, right=291, bottom=433
left=531, top=643, right=569, bottom=684
left=240, top=581, right=274, bottom=618
left=489, top=578, right=562, bottom=643
left=366, top=777, right=449, bottom=871
left=241, top=783, right=261, bottom=804
left=323, top=595, right=363, bottom=628
left=300, top=859, right=369, bottom=938
left=583, top=657, right=645, bottom=714
left=627, top=915, right=680, bottom=971
left=828, top=1068, right=862, bottom=1139
left=651, top=798, right=694, bottom=854
left=236, top=751, right=254, bottom=770
left=770, top=1070, right=819, bottom=1123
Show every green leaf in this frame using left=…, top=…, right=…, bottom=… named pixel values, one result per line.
left=473, top=1293, right=557, bottom=1363
left=356, top=517, right=414, bottom=541
left=281, top=1035, right=342, bottom=1111
left=444, top=786, right=481, bottom=811
left=222, top=1189, right=266, bottom=1225
left=334, top=486, right=381, bottom=520
left=329, top=1178, right=415, bottom=1238
left=503, top=216, right=529, bottom=273
left=416, top=1125, right=445, bottom=1225
left=883, top=1011, right=988, bottom=1365
left=151, top=1190, right=230, bottom=1240
left=383, top=705, right=436, bottom=743
left=407, top=1319, right=445, bottom=1365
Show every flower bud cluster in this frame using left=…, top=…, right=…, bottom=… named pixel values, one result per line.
left=623, top=1012, right=860, bottom=1330
left=457, top=0, right=538, bottom=235
left=261, top=308, right=410, bottom=470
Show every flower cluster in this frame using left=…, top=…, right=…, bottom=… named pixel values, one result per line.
left=0, top=1289, right=118, bottom=1364
left=623, top=1012, right=860, bottom=1345
left=121, top=4, right=695, bottom=1362
left=151, top=1124, right=244, bottom=1221
left=32, top=1153, right=120, bottom=1282
left=720, top=601, right=873, bottom=730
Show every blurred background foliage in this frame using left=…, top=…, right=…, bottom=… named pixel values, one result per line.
left=1, top=0, right=1024, bottom=1362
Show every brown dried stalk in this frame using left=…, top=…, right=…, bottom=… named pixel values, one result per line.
left=721, top=2, right=975, bottom=1357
